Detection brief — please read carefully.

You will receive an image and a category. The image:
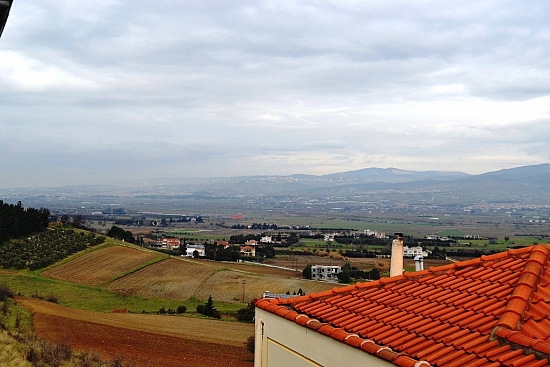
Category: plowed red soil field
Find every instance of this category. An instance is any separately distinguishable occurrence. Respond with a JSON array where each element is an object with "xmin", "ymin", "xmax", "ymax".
[
  {"xmin": 41, "ymin": 245, "xmax": 163, "ymax": 285},
  {"xmin": 17, "ymin": 297, "xmax": 254, "ymax": 367}
]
